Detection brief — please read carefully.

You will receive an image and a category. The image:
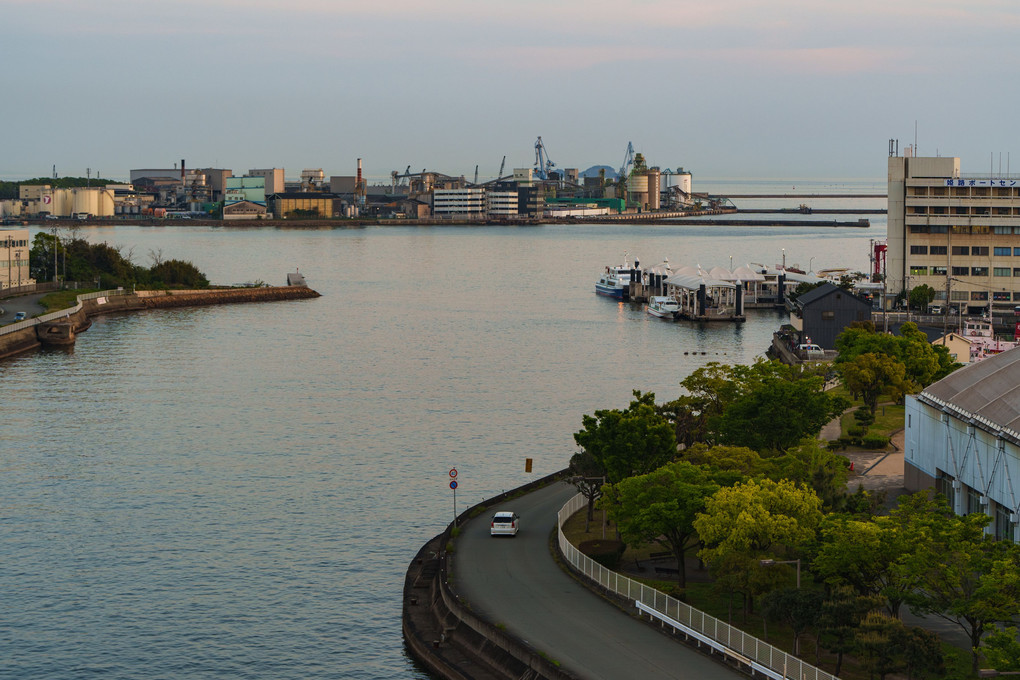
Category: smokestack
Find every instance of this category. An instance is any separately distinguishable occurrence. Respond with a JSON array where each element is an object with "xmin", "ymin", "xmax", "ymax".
[
  {"xmin": 357, "ymin": 158, "xmax": 363, "ymax": 184},
  {"xmin": 181, "ymin": 159, "xmax": 186, "ymax": 181}
]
